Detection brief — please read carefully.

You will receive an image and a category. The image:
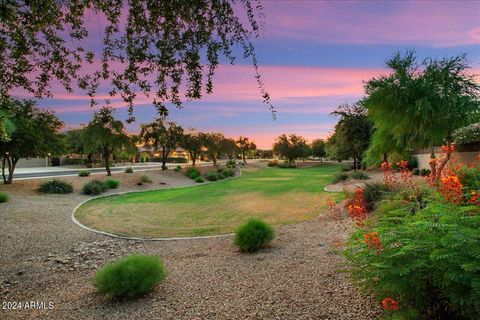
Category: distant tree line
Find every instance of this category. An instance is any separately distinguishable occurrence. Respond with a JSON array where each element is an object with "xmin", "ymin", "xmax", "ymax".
[{"xmin": 0, "ymin": 101, "xmax": 263, "ymax": 183}]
